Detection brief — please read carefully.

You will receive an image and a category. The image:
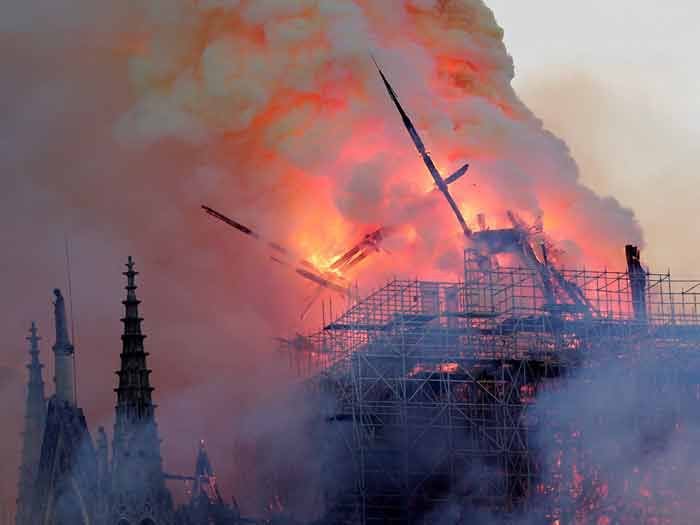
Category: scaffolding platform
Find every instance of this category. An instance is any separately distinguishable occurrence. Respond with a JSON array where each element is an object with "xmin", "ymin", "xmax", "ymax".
[{"xmin": 280, "ymin": 251, "xmax": 700, "ymax": 524}]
